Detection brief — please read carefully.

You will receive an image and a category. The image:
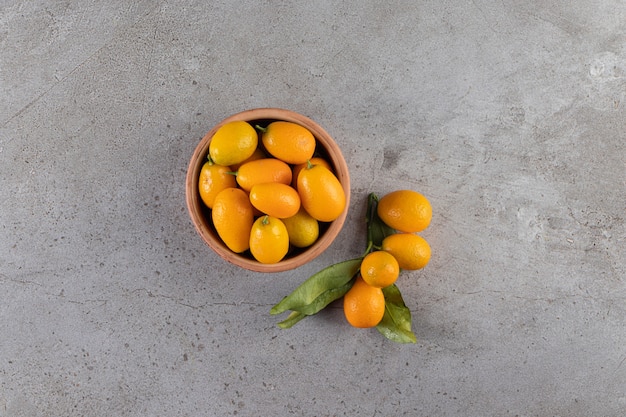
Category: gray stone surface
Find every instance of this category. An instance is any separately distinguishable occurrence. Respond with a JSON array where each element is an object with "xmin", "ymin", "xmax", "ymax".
[{"xmin": 1, "ymin": 1, "xmax": 625, "ymax": 416}]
